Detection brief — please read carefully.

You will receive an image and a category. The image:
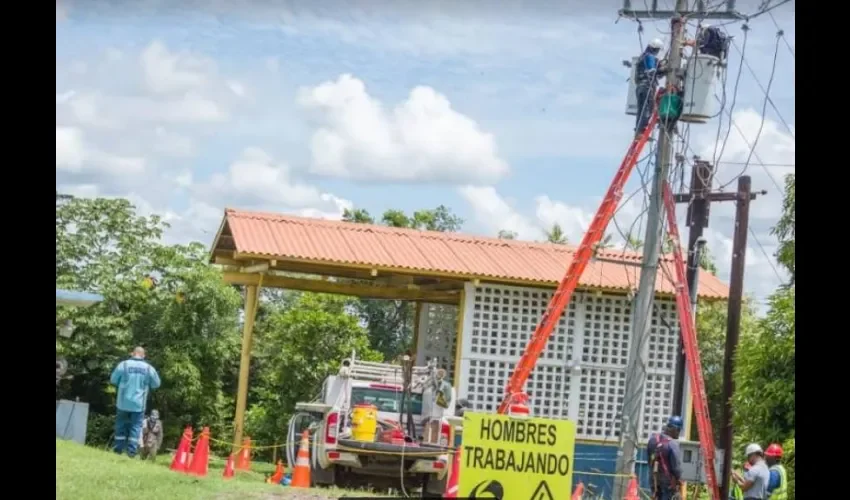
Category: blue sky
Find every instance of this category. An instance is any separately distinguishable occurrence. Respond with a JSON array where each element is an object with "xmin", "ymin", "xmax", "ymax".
[{"xmin": 56, "ymin": 0, "xmax": 795, "ymax": 306}]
